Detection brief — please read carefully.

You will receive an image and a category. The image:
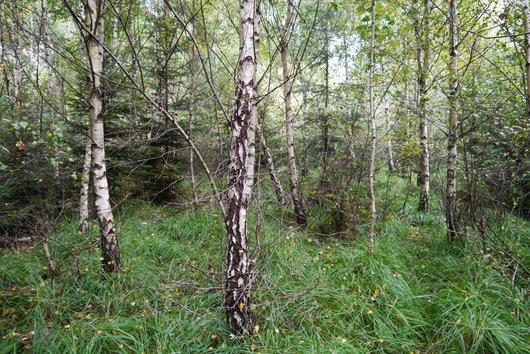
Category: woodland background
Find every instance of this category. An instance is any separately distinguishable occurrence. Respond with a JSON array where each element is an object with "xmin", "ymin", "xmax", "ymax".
[{"xmin": 0, "ymin": 0, "xmax": 529, "ymax": 352}]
